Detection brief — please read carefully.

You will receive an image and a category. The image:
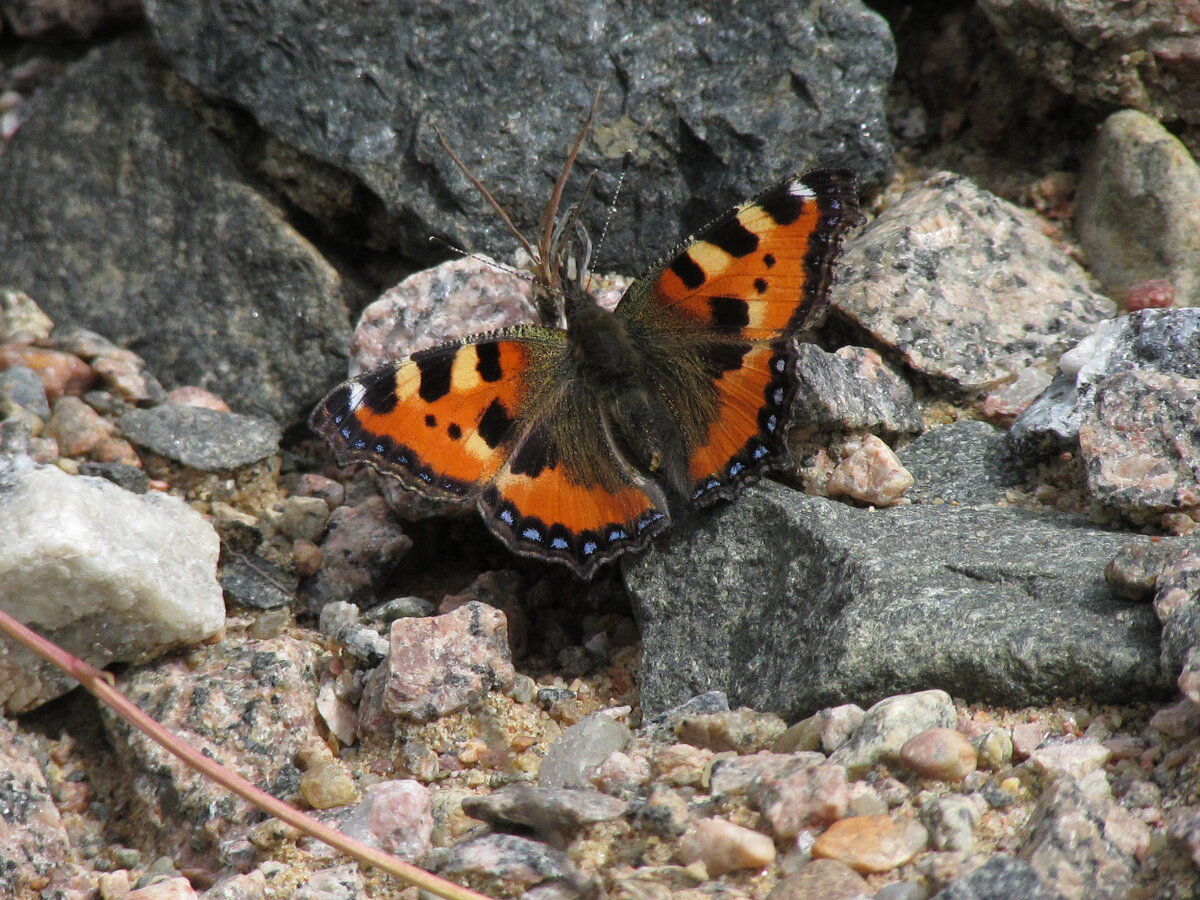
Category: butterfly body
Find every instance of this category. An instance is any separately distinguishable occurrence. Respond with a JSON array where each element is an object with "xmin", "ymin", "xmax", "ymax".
[{"xmin": 312, "ymin": 168, "xmax": 862, "ymax": 578}]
